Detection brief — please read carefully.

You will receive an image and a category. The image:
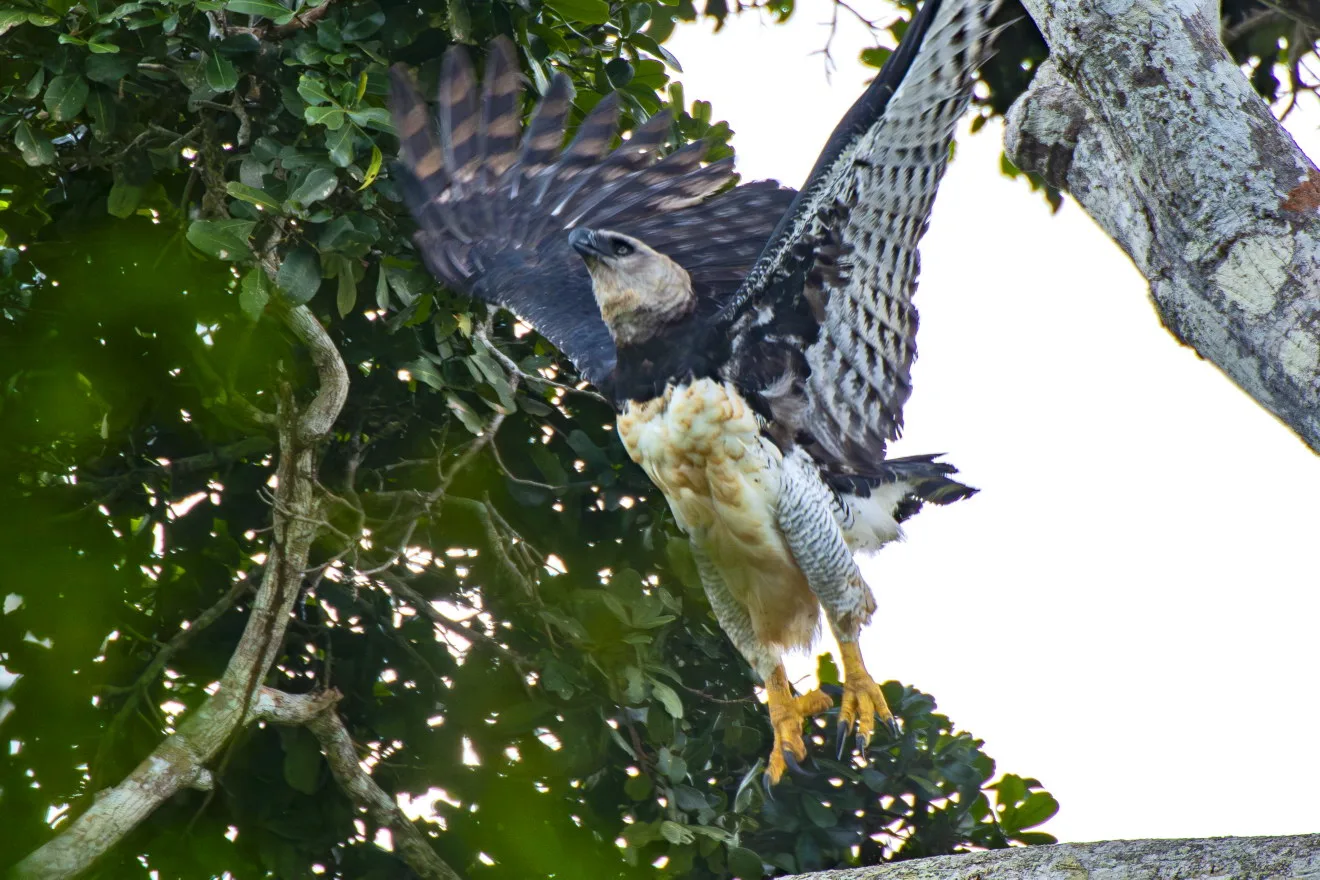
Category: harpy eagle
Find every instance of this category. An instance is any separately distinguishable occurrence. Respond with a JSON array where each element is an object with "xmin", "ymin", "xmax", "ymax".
[{"xmin": 390, "ymin": 0, "xmax": 994, "ymax": 785}]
